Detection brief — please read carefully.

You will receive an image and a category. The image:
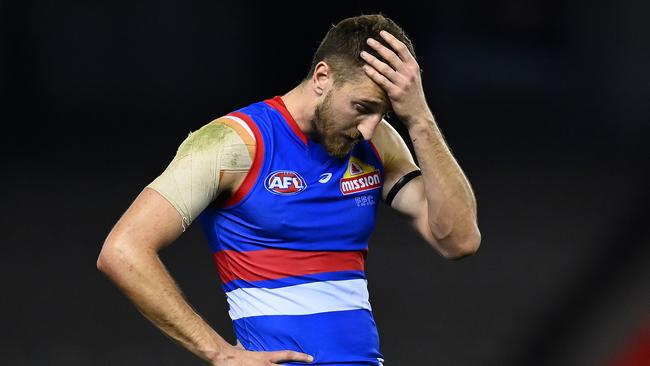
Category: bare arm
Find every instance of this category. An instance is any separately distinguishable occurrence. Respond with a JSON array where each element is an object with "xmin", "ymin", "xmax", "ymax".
[
  {"xmin": 364, "ymin": 31, "xmax": 481, "ymax": 260},
  {"xmin": 373, "ymin": 120, "xmax": 479, "ymax": 260},
  {"xmin": 97, "ymin": 119, "xmax": 314, "ymax": 365},
  {"xmin": 97, "ymin": 187, "xmax": 232, "ymax": 362},
  {"xmin": 403, "ymin": 118, "xmax": 480, "ymax": 259}
]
